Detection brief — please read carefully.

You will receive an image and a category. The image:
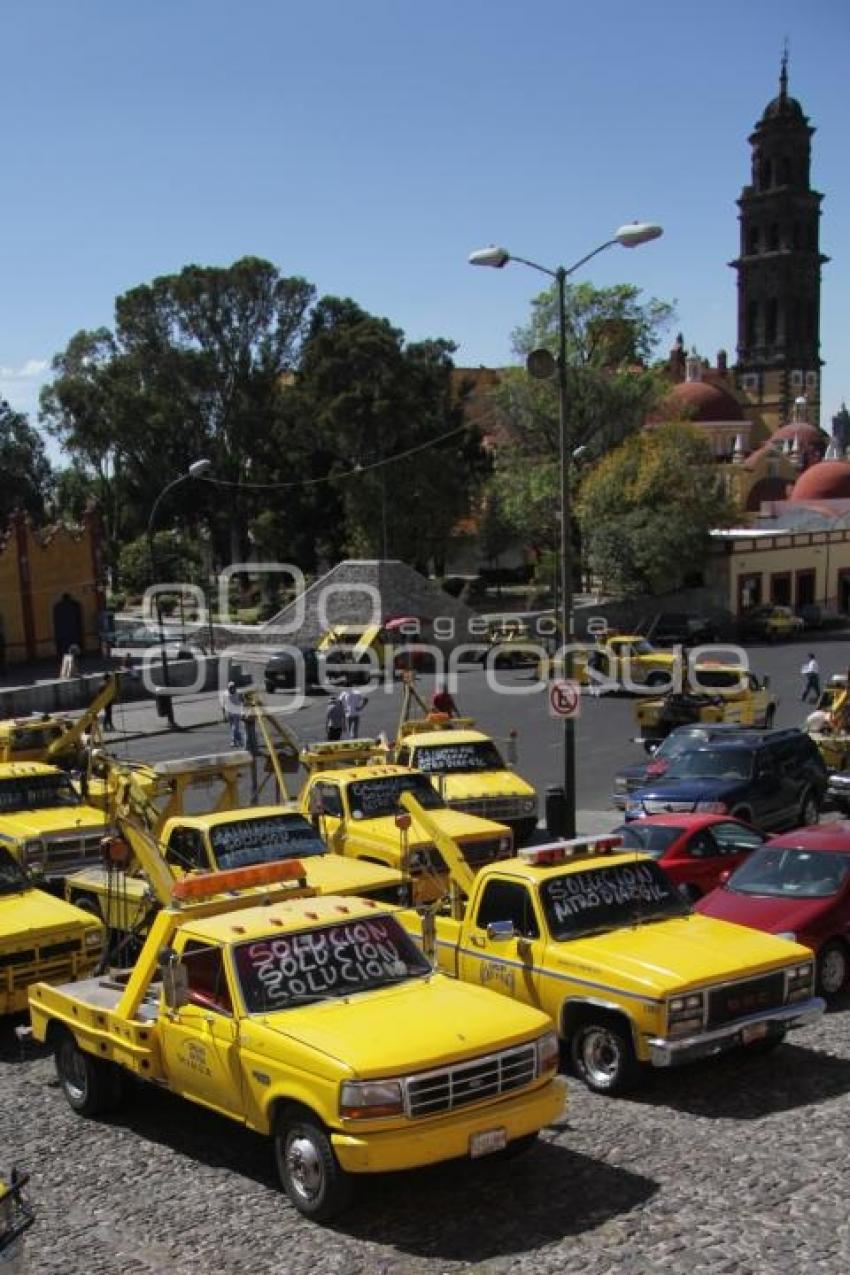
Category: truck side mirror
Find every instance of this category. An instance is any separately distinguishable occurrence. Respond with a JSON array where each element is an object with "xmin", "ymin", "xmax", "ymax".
[
  {"xmin": 486, "ymin": 920, "xmax": 516, "ymax": 941},
  {"xmin": 158, "ymin": 948, "xmax": 189, "ymax": 1010}
]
